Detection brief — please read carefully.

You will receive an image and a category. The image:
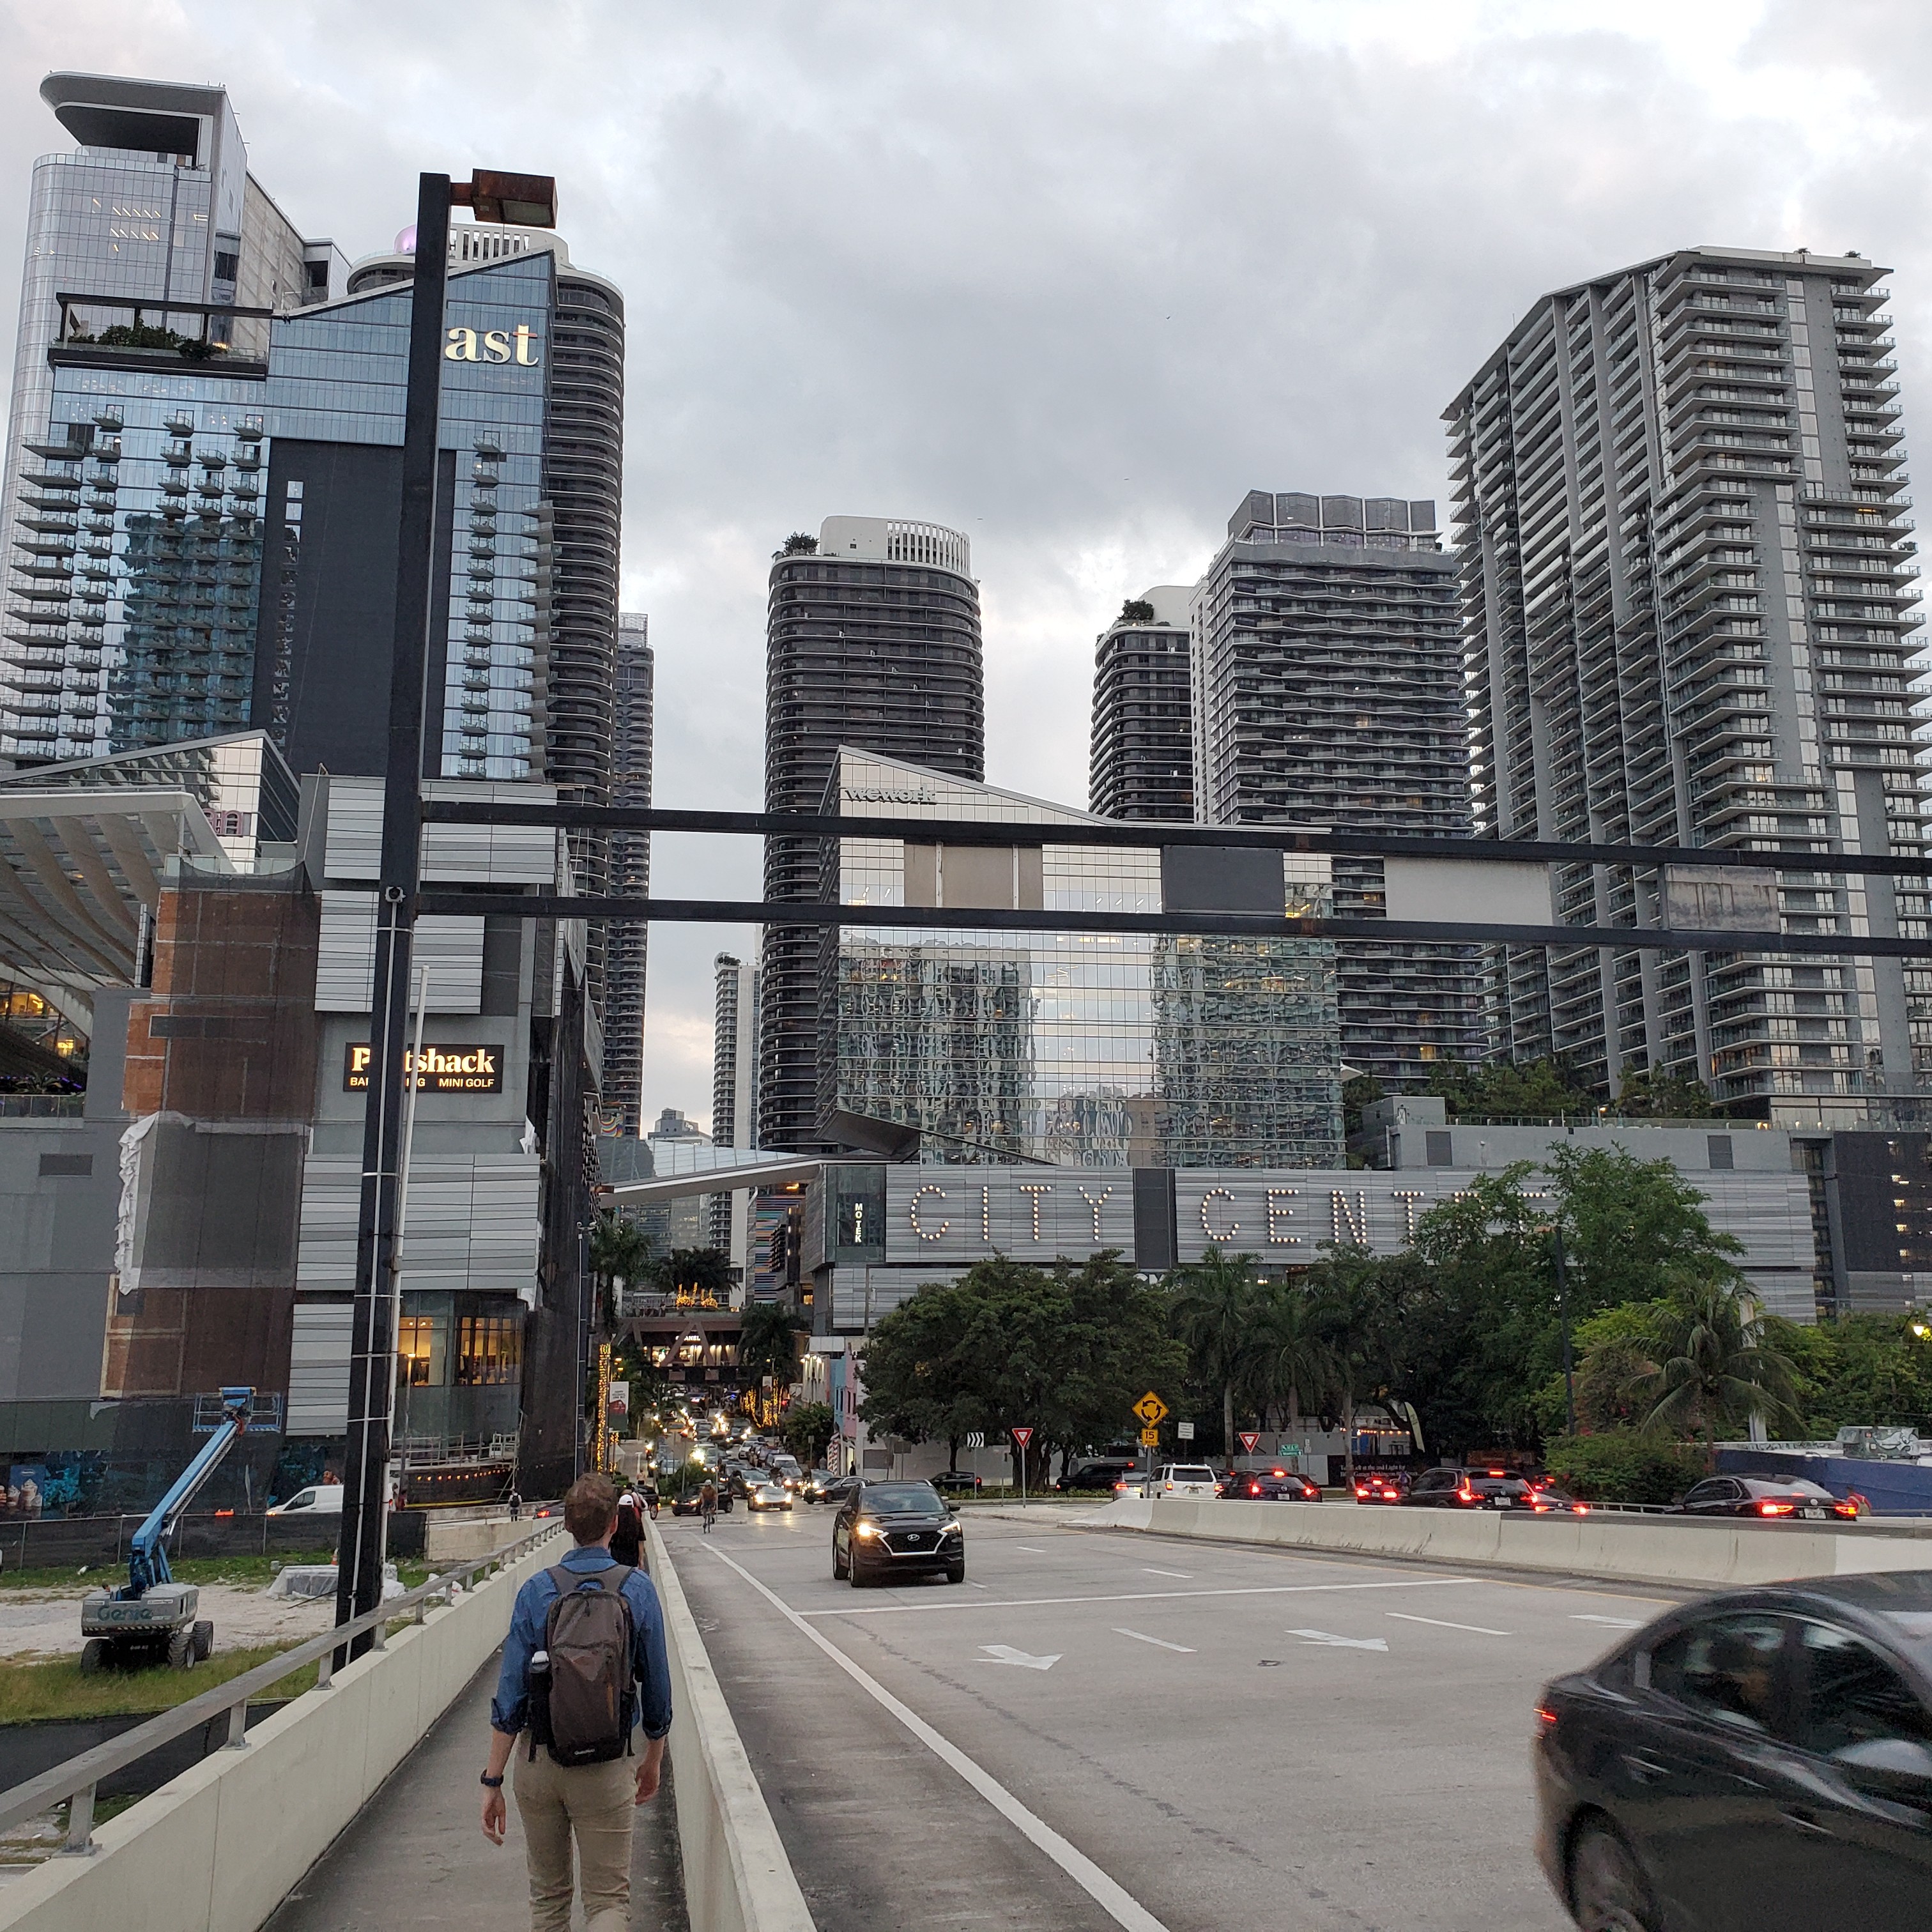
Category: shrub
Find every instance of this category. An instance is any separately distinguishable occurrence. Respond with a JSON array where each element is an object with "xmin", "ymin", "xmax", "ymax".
[{"xmin": 1542, "ymin": 1431, "xmax": 1705, "ymax": 1505}]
